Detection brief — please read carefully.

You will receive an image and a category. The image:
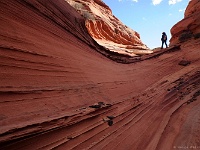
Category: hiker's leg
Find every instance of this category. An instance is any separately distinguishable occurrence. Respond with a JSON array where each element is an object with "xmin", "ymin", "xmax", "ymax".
[
  {"xmin": 165, "ymin": 41, "xmax": 168, "ymax": 48},
  {"xmin": 161, "ymin": 41, "xmax": 164, "ymax": 49}
]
